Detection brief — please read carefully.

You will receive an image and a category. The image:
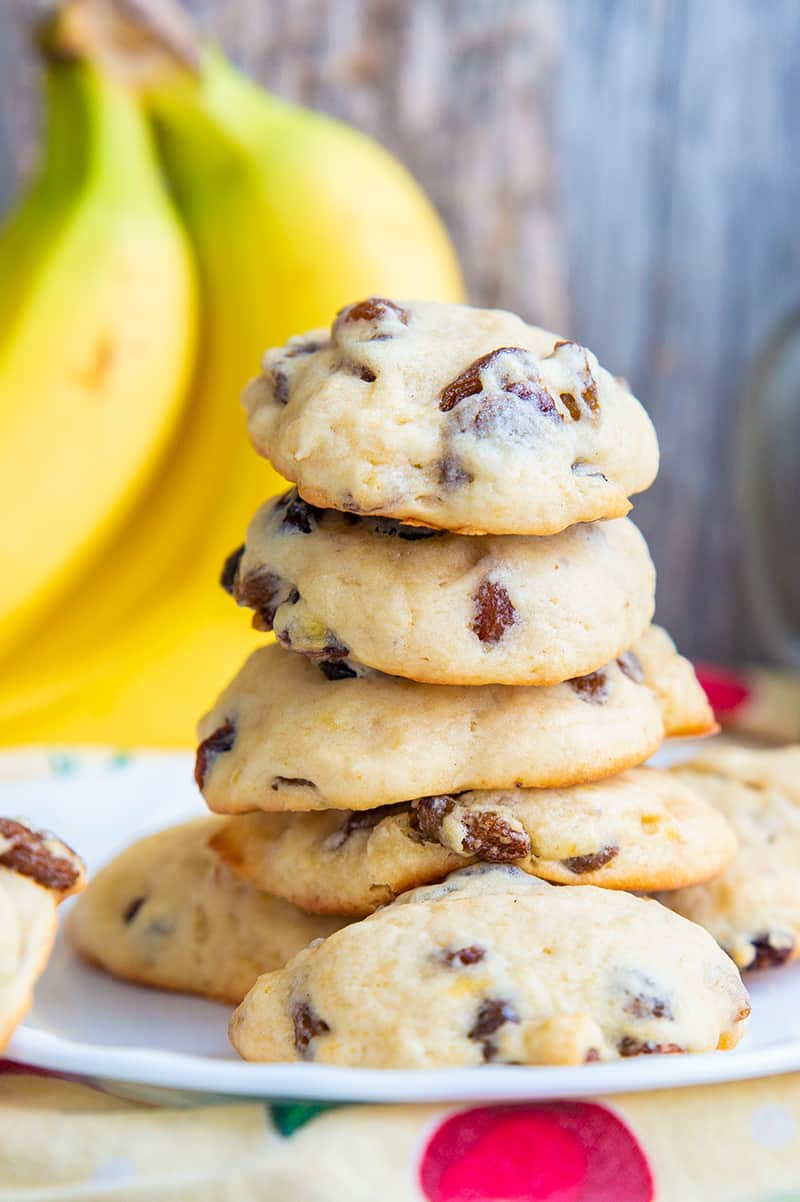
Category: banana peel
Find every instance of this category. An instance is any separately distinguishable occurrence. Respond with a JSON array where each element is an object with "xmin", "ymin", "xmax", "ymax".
[
  {"xmin": 0, "ymin": 9, "xmax": 464, "ymax": 747},
  {"xmin": 0, "ymin": 58, "xmax": 197, "ymax": 664}
]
